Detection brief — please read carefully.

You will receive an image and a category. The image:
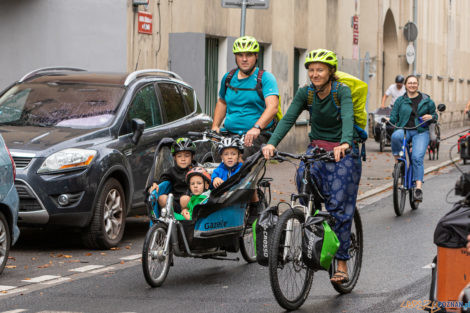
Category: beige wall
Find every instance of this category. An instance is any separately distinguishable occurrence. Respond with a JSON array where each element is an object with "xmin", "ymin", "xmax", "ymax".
[{"xmin": 128, "ymin": 0, "xmax": 470, "ymax": 151}]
